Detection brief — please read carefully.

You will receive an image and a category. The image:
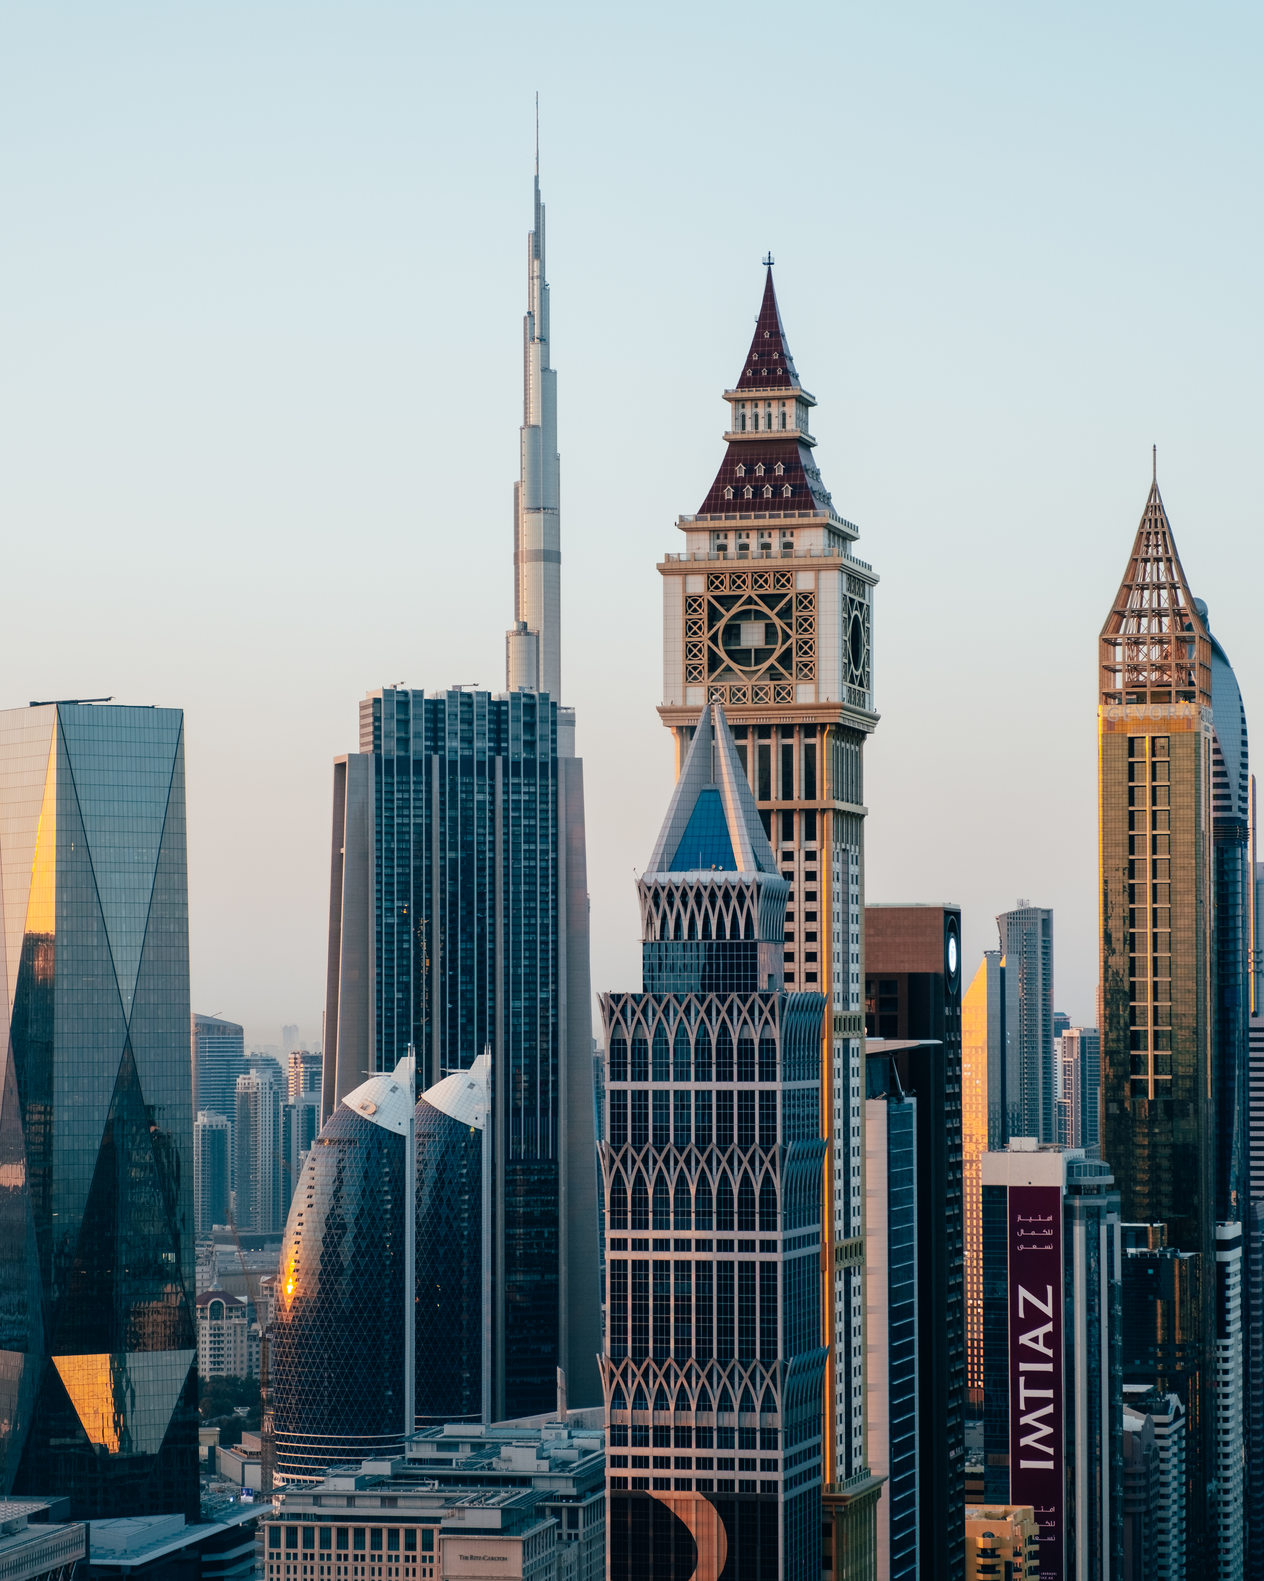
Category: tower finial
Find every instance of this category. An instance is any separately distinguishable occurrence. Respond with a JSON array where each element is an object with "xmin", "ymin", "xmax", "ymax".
[
  {"xmin": 762, "ymin": 252, "xmax": 775, "ymax": 268},
  {"xmin": 535, "ymin": 92, "xmax": 539, "ymax": 176},
  {"xmin": 1152, "ymin": 443, "xmax": 1157, "ymax": 485}
]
